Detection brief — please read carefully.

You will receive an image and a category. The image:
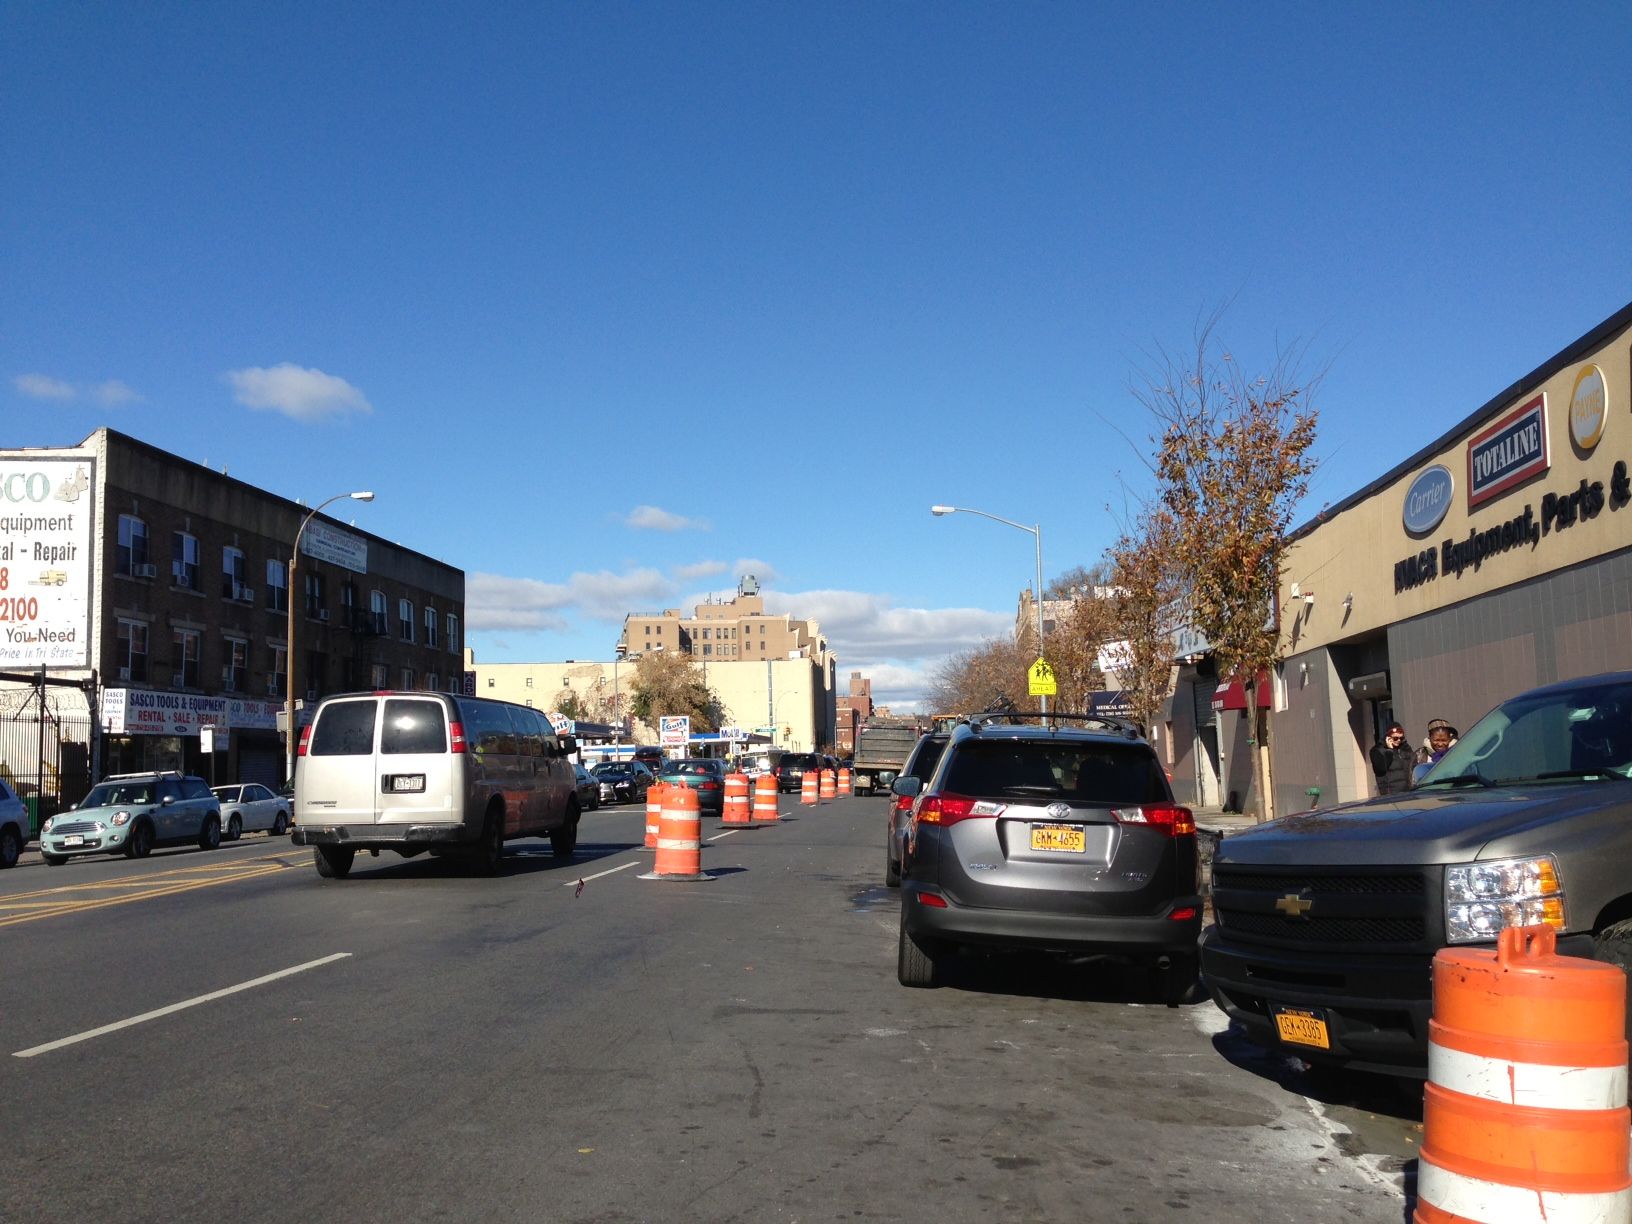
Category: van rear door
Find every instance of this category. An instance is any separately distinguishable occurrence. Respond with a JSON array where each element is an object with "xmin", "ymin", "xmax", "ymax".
[
  {"xmin": 302, "ymin": 697, "xmax": 382, "ymax": 826},
  {"xmin": 376, "ymin": 696, "xmax": 454, "ymax": 827}
]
